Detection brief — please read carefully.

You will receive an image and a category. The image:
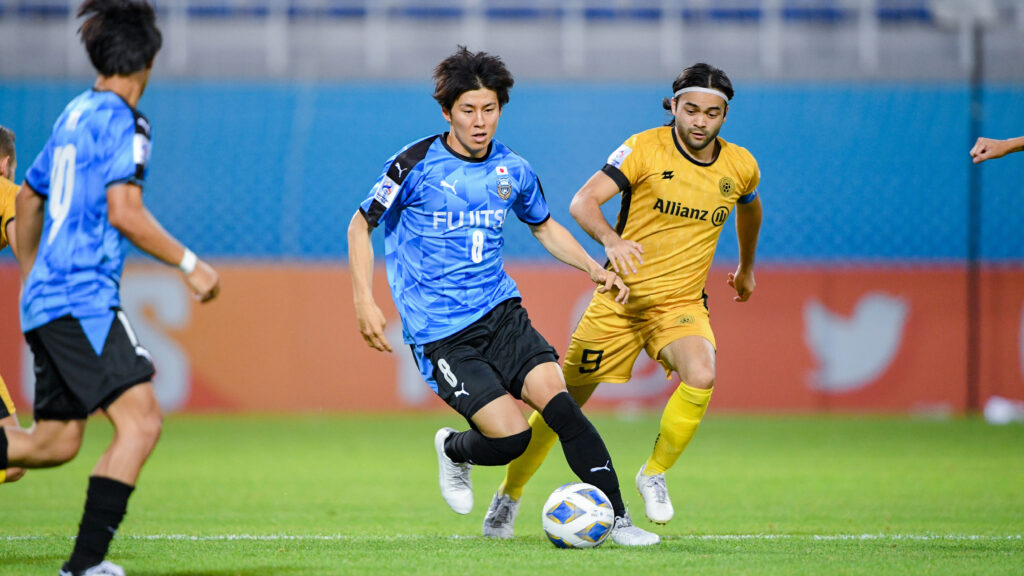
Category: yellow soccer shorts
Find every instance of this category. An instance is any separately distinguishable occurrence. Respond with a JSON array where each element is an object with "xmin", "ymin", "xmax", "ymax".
[{"xmin": 563, "ymin": 293, "xmax": 716, "ymax": 386}]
